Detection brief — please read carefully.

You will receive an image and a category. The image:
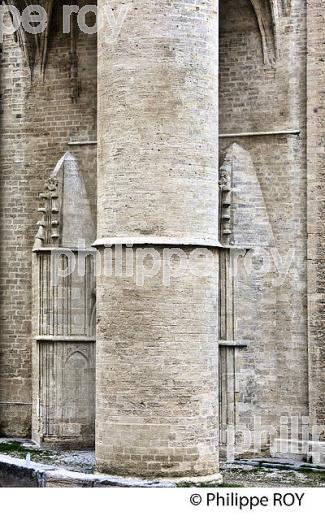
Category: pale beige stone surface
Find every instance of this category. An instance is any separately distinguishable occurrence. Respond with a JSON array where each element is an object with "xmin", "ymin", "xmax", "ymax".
[{"xmin": 0, "ymin": 0, "xmax": 324, "ymax": 480}]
